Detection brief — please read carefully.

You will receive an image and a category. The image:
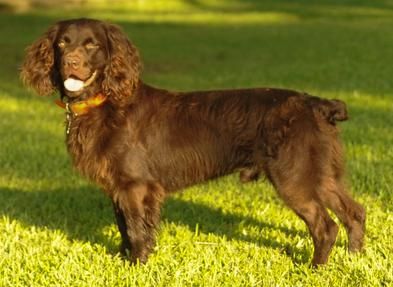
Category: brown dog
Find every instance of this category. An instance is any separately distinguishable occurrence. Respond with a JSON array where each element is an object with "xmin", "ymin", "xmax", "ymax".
[{"xmin": 21, "ymin": 18, "xmax": 365, "ymax": 266}]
